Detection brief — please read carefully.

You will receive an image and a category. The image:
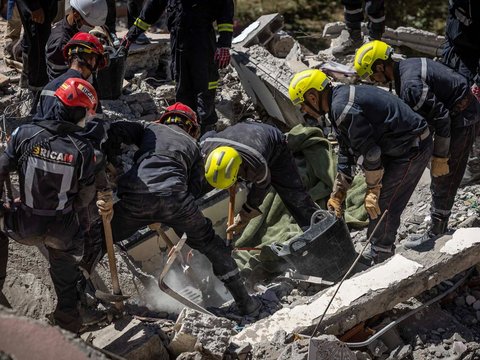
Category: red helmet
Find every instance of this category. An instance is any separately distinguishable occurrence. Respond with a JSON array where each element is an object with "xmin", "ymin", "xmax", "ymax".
[
  {"xmin": 157, "ymin": 102, "xmax": 199, "ymax": 137},
  {"xmin": 63, "ymin": 32, "xmax": 108, "ymax": 69},
  {"xmin": 54, "ymin": 78, "xmax": 98, "ymax": 115}
]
